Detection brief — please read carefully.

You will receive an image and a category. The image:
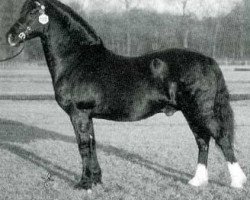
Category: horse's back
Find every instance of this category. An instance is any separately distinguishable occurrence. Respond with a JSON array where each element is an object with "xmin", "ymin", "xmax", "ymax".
[
  {"xmin": 57, "ymin": 47, "xmax": 223, "ymax": 122},
  {"xmin": 142, "ymin": 48, "xmax": 219, "ymax": 72}
]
